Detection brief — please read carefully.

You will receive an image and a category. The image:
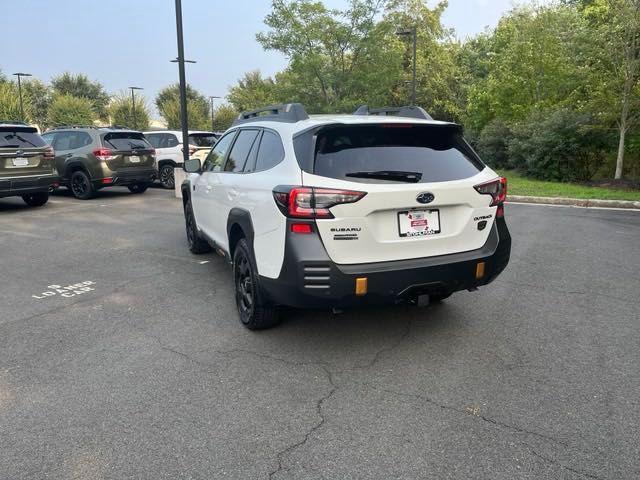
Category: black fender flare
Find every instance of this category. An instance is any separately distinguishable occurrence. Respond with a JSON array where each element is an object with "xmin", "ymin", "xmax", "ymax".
[
  {"xmin": 227, "ymin": 208, "xmax": 255, "ymax": 258},
  {"xmin": 65, "ymin": 160, "xmax": 91, "ymax": 179}
]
